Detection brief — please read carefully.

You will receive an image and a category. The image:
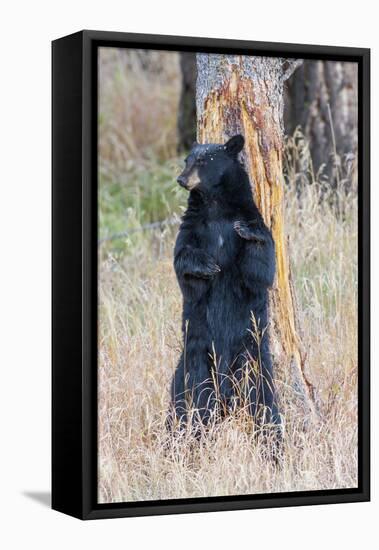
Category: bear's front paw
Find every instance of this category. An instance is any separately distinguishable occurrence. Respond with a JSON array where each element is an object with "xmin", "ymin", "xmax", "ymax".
[
  {"xmin": 186, "ymin": 250, "xmax": 221, "ymax": 279},
  {"xmin": 234, "ymin": 221, "xmax": 265, "ymax": 244}
]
